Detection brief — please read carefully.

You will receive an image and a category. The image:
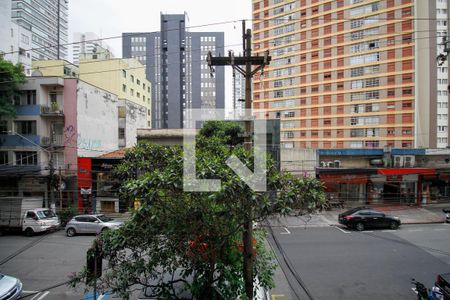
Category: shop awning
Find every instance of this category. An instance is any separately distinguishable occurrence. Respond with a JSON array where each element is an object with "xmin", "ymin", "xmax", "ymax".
[
  {"xmin": 377, "ymin": 168, "xmax": 436, "ymax": 176},
  {"xmin": 319, "ymin": 173, "xmax": 369, "ymax": 184}
]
